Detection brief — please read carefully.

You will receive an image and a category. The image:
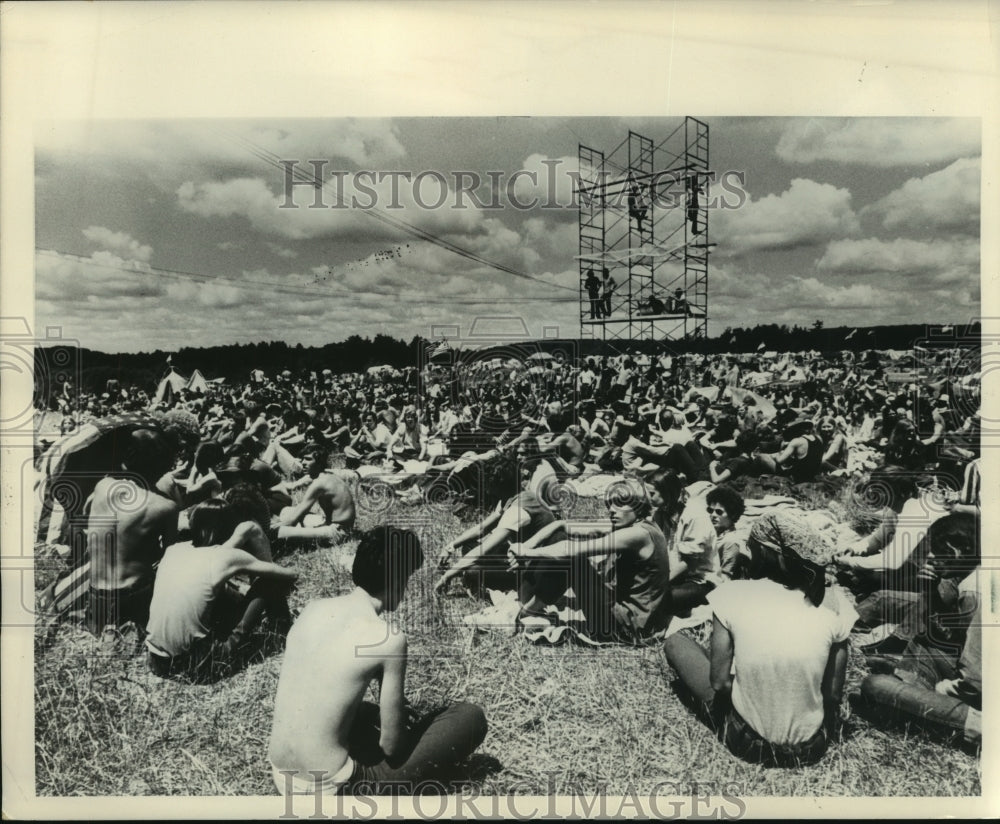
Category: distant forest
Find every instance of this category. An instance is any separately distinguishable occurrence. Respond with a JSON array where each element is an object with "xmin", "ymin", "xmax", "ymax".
[{"xmin": 34, "ymin": 322, "xmax": 980, "ymax": 400}]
